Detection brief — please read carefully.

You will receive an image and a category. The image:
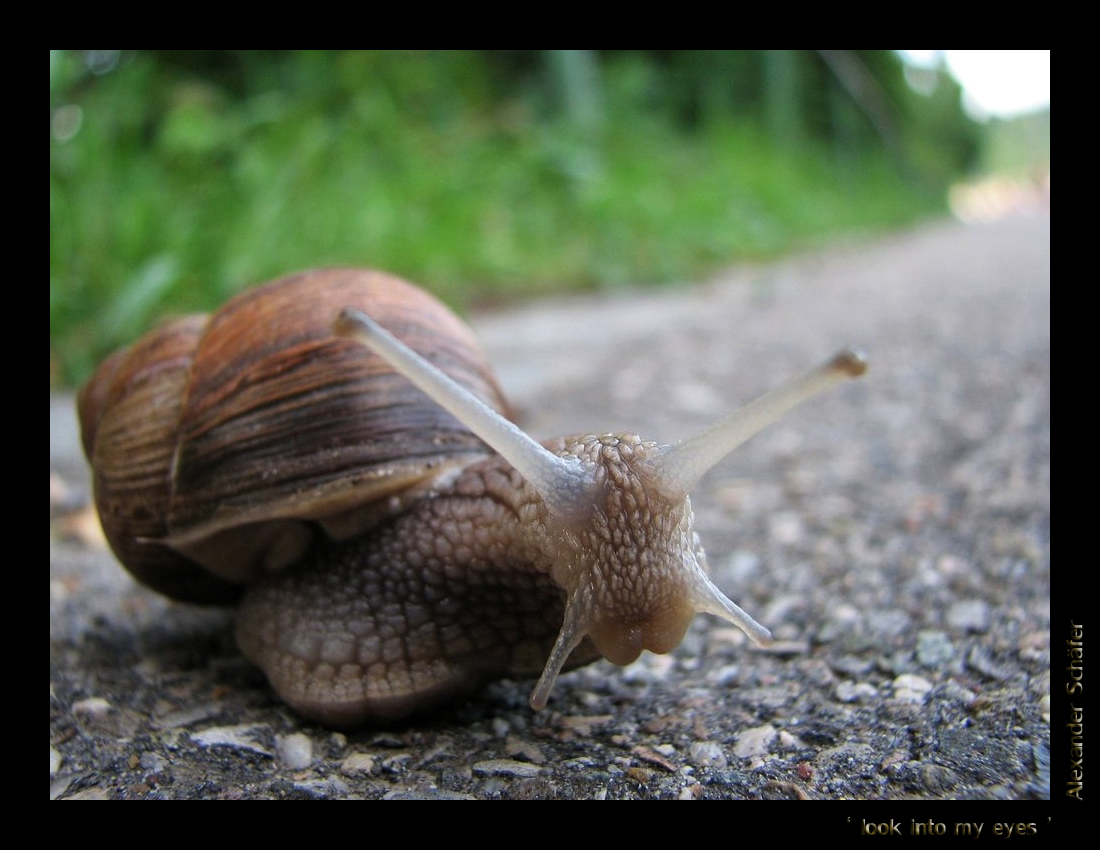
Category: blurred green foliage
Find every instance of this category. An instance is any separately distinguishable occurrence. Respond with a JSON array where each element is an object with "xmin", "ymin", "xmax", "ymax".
[{"xmin": 50, "ymin": 50, "xmax": 975, "ymax": 386}]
